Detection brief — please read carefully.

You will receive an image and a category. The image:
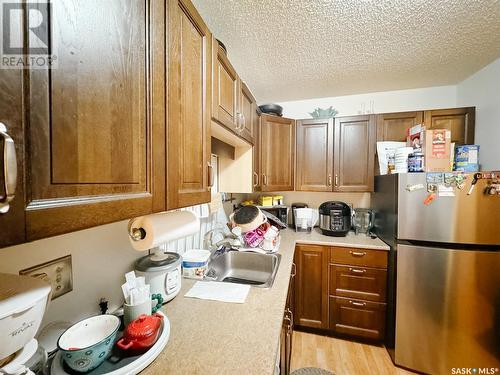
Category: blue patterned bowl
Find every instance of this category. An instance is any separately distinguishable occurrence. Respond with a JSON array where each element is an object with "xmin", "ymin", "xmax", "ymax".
[{"xmin": 57, "ymin": 315, "xmax": 120, "ymax": 373}]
